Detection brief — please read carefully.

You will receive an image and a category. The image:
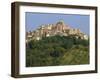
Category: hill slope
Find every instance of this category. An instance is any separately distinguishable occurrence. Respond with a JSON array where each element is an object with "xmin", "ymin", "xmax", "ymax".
[{"xmin": 26, "ymin": 35, "xmax": 89, "ymax": 67}]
